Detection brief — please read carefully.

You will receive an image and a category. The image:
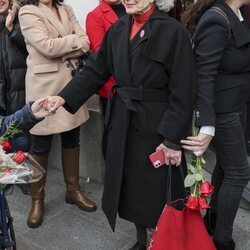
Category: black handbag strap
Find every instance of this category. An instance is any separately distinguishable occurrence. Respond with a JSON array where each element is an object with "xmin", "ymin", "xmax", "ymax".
[{"xmin": 166, "ymin": 164, "xmax": 187, "ymax": 204}]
